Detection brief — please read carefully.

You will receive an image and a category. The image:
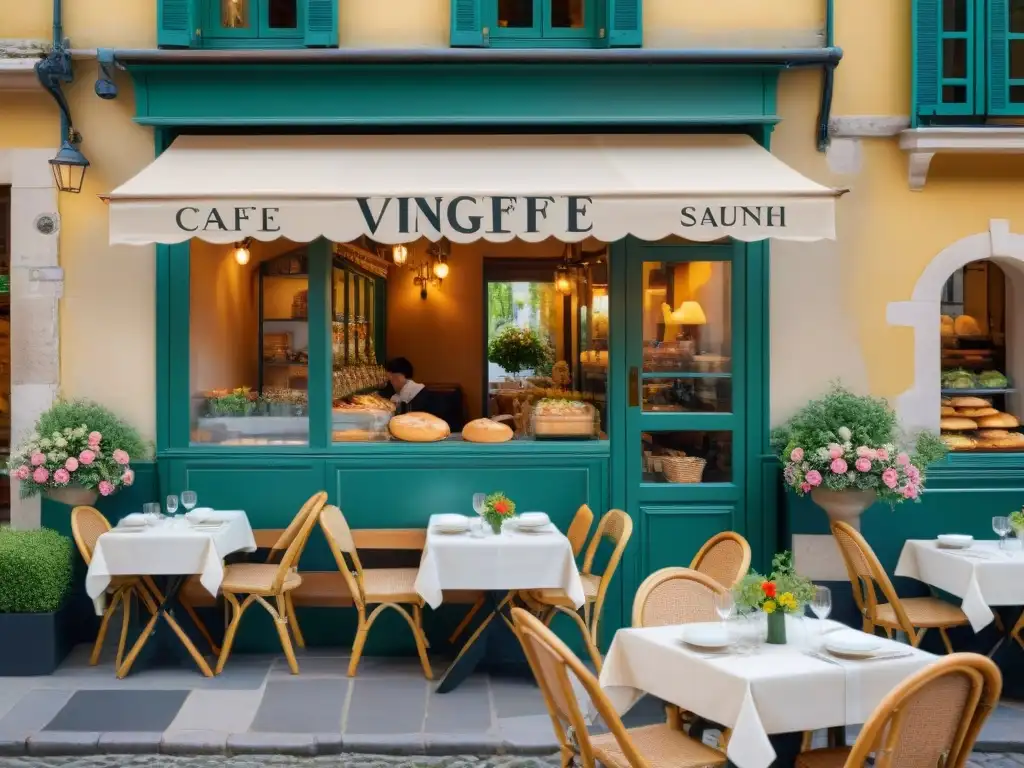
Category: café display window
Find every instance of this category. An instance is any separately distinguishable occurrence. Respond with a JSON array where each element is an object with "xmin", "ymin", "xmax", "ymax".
[{"xmin": 938, "ymin": 259, "xmax": 1024, "ymax": 451}]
